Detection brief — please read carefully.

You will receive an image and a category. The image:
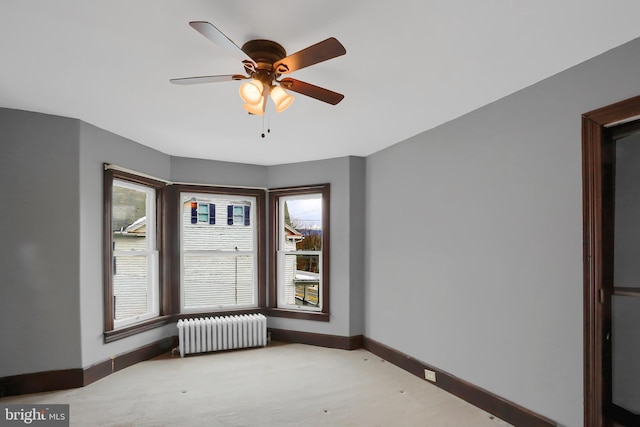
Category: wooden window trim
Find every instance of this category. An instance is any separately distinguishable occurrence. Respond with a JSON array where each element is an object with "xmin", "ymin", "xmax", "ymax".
[
  {"xmin": 103, "ymin": 167, "xmax": 169, "ymax": 341},
  {"xmin": 268, "ymin": 184, "xmax": 330, "ymax": 320},
  {"xmin": 104, "ymin": 315, "xmax": 174, "ymax": 343}
]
